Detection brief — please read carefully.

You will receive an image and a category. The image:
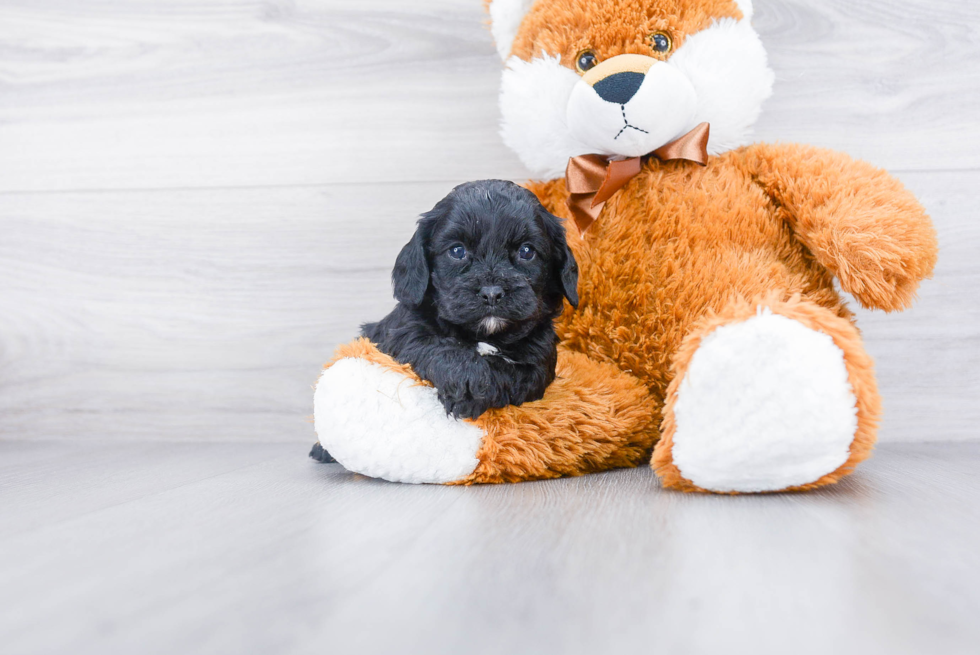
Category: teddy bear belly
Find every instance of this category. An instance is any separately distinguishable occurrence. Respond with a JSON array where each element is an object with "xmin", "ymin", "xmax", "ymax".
[{"xmin": 556, "ymin": 210, "xmax": 848, "ymax": 402}]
